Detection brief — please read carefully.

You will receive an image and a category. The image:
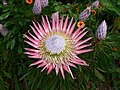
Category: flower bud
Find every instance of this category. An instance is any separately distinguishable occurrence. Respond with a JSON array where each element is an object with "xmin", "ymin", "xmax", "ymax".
[
  {"xmin": 3, "ymin": 0, "xmax": 8, "ymax": 5},
  {"xmin": 96, "ymin": 20, "xmax": 107, "ymax": 40},
  {"xmin": 0, "ymin": 24, "xmax": 8, "ymax": 36},
  {"xmin": 79, "ymin": 6, "xmax": 91, "ymax": 21},
  {"xmin": 32, "ymin": 0, "xmax": 48, "ymax": 15},
  {"xmin": 51, "ymin": 12, "xmax": 59, "ymax": 20},
  {"xmin": 32, "ymin": 0, "xmax": 42, "ymax": 15},
  {"xmin": 41, "ymin": 0, "xmax": 48, "ymax": 8},
  {"xmin": 91, "ymin": 0, "xmax": 99, "ymax": 8}
]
